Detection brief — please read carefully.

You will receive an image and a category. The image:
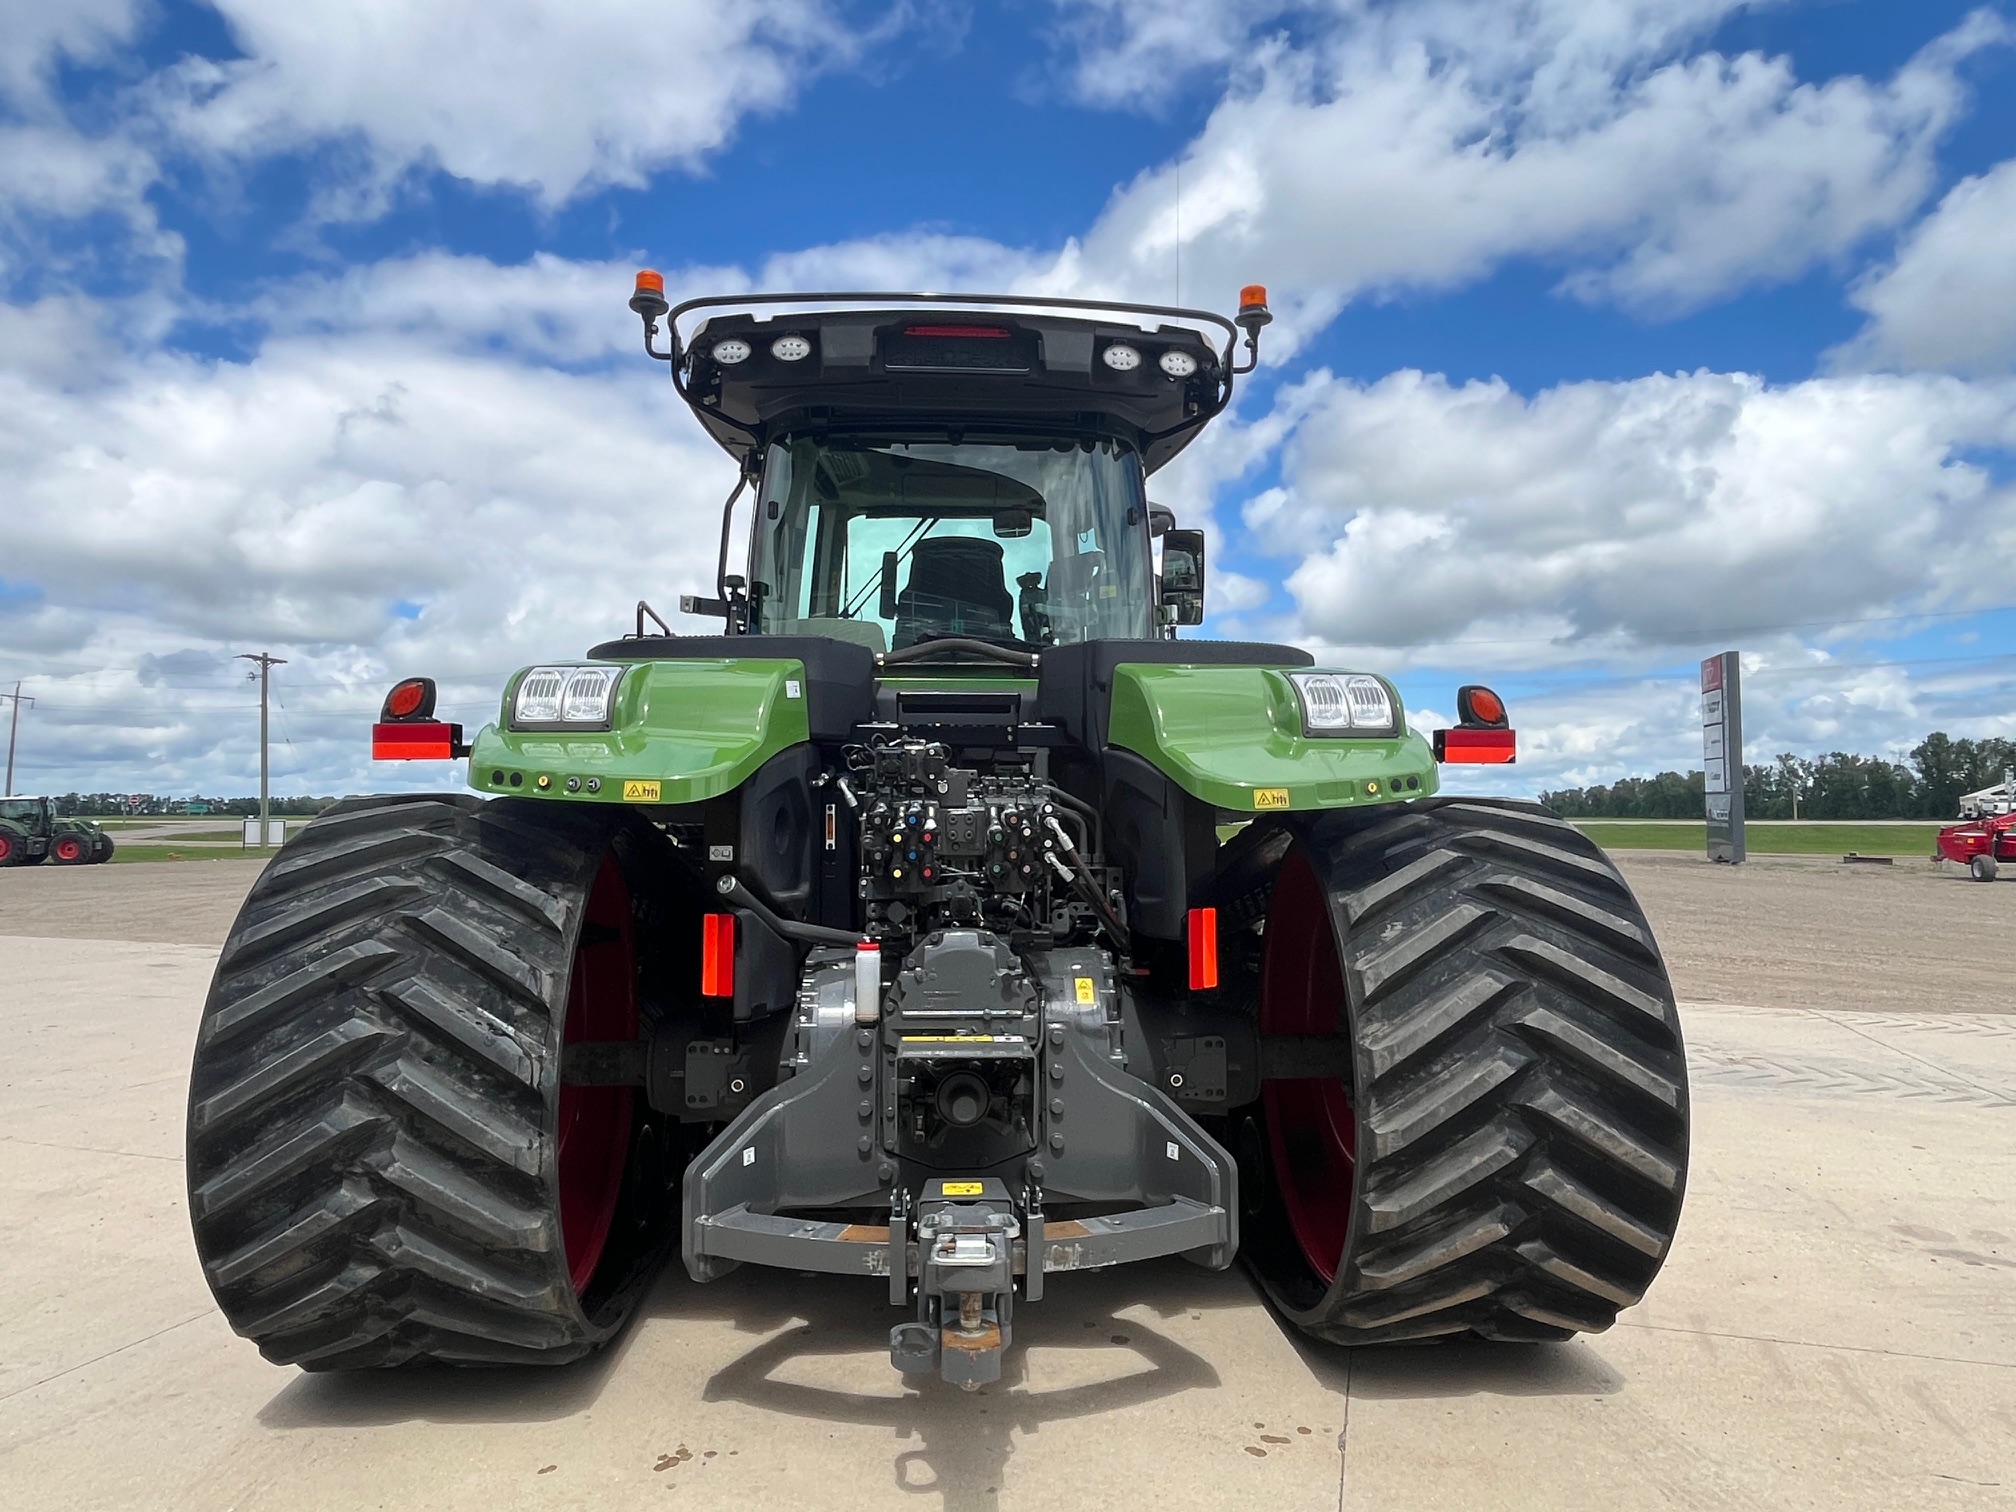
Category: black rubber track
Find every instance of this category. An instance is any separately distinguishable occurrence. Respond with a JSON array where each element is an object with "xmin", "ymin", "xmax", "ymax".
[
  {"xmin": 187, "ymin": 794, "xmax": 688, "ymax": 1368},
  {"xmin": 1227, "ymin": 798, "xmax": 1689, "ymax": 1344}
]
